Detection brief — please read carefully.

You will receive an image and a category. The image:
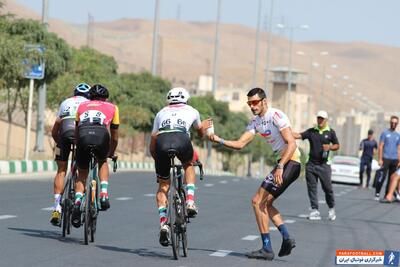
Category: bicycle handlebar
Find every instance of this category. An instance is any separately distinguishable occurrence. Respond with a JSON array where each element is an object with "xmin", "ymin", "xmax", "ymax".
[{"xmin": 175, "ymin": 161, "xmax": 204, "ymax": 181}]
